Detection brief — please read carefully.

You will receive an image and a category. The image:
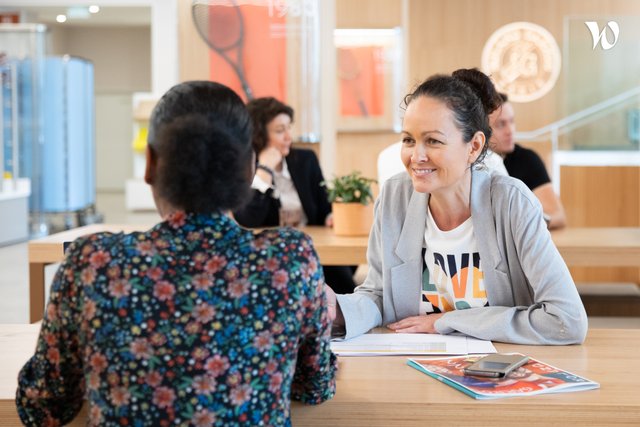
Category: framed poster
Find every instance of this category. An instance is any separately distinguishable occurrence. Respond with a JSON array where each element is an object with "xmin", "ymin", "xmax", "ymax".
[
  {"xmin": 192, "ymin": 0, "xmax": 321, "ymax": 142},
  {"xmin": 334, "ymin": 28, "xmax": 403, "ymax": 131}
]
